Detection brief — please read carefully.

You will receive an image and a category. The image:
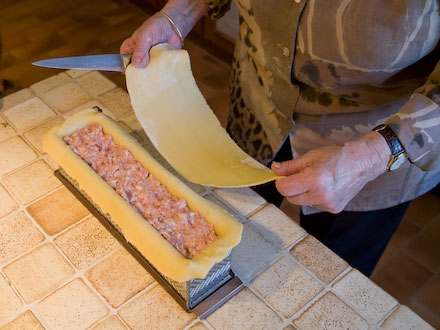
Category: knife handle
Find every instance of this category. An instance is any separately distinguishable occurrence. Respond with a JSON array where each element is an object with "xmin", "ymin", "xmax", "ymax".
[{"xmin": 121, "ymin": 54, "xmax": 132, "ymax": 69}]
